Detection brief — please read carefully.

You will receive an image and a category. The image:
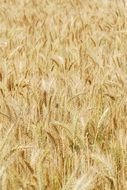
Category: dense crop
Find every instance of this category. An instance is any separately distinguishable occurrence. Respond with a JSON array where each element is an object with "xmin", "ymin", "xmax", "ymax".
[{"xmin": 0, "ymin": 0, "xmax": 127, "ymax": 189}]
